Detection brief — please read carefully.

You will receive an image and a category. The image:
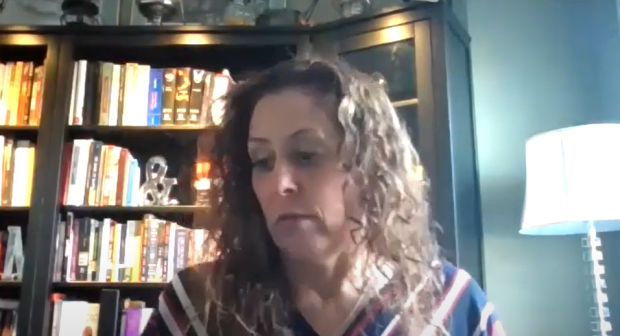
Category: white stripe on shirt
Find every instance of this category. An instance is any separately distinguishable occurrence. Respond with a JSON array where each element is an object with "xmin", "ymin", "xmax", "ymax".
[
  {"xmin": 380, "ymin": 270, "xmax": 471, "ymax": 336},
  {"xmin": 159, "ymin": 293, "xmax": 186, "ymax": 336},
  {"xmin": 172, "ymin": 276, "xmax": 208, "ymax": 336},
  {"xmin": 419, "ymin": 269, "xmax": 472, "ymax": 336},
  {"xmin": 472, "ymin": 302, "xmax": 495, "ymax": 336}
]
